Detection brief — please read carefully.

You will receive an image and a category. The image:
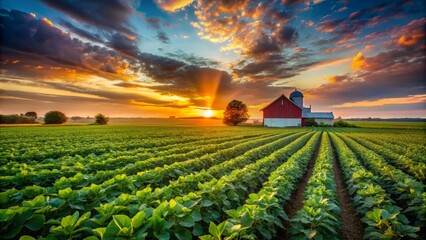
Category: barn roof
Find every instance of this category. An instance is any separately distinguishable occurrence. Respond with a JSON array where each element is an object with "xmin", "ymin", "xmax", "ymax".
[
  {"xmin": 302, "ymin": 112, "xmax": 334, "ymax": 119},
  {"xmin": 260, "ymin": 94, "xmax": 302, "ymax": 111}
]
